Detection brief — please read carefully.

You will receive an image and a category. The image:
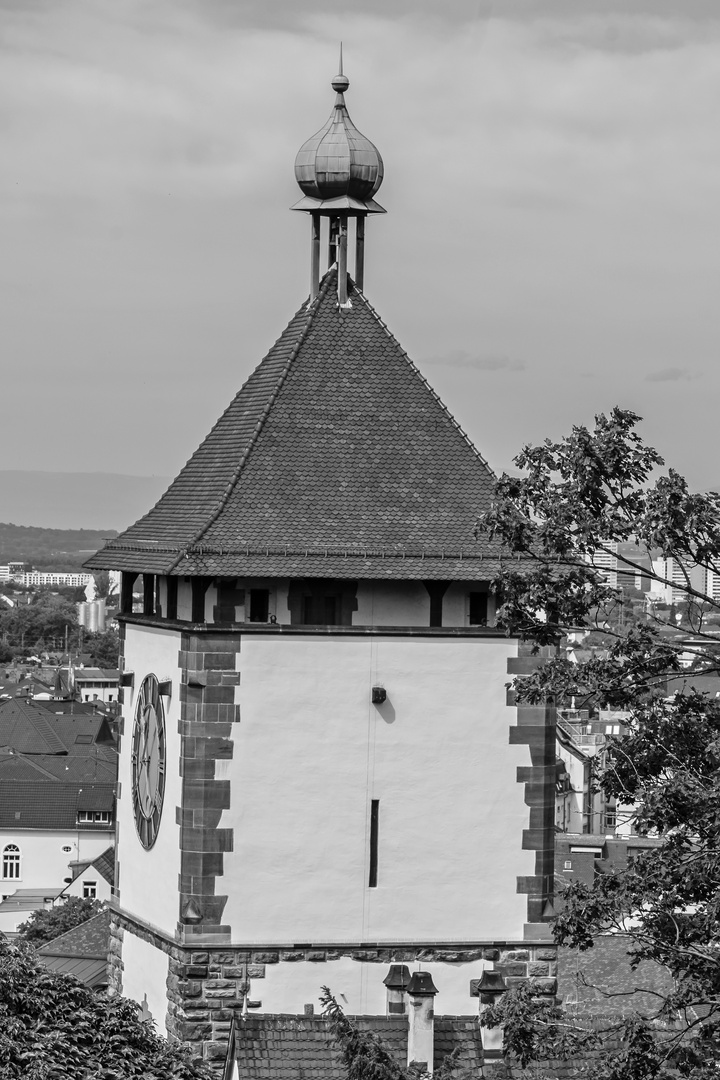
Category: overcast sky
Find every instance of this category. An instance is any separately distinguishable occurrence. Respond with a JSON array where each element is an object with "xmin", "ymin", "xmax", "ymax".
[{"xmin": 1, "ymin": 0, "xmax": 719, "ymax": 490}]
